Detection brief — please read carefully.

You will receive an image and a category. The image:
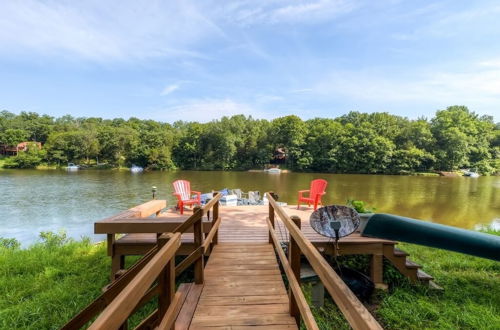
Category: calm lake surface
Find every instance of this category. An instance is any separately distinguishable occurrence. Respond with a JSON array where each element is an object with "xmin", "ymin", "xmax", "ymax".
[{"xmin": 1, "ymin": 169, "xmax": 499, "ymax": 246}]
